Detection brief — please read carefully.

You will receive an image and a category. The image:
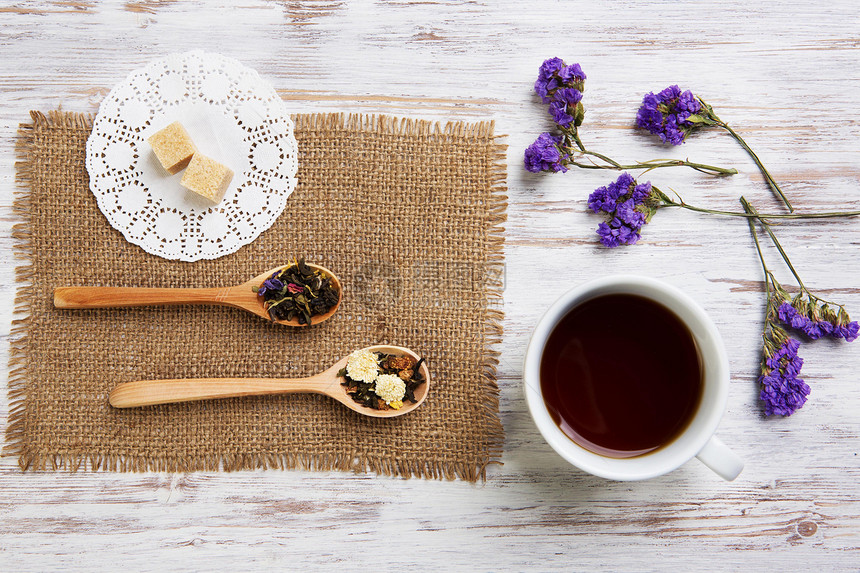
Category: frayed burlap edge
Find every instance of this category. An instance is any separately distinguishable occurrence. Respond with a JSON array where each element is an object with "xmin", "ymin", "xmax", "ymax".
[
  {"xmin": 5, "ymin": 111, "xmax": 96, "ymax": 469},
  {"xmin": 4, "ymin": 110, "xmax": 508, "ymax": 481}
]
